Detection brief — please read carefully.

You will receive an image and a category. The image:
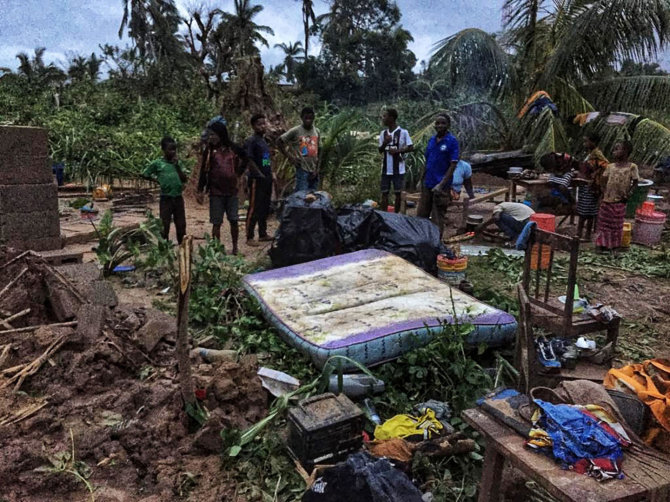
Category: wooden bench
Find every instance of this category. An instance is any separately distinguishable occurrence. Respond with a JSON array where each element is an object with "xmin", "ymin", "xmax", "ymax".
[
  {"xmin": 463, "ymin": 408, "xmax": 670, "ymax": 502},
  {"xmin": 452, "ymin": 187, "xmax": 510, "ymax": 228}
]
